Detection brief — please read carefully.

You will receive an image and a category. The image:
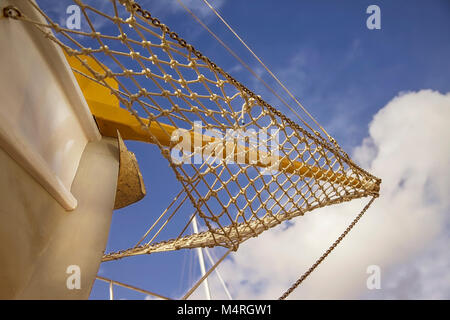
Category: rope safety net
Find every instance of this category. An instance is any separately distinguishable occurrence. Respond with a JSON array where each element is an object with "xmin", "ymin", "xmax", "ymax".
[{"xmin": 8, "ymin": 0, "xmax": 380, "ymax": 268}]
